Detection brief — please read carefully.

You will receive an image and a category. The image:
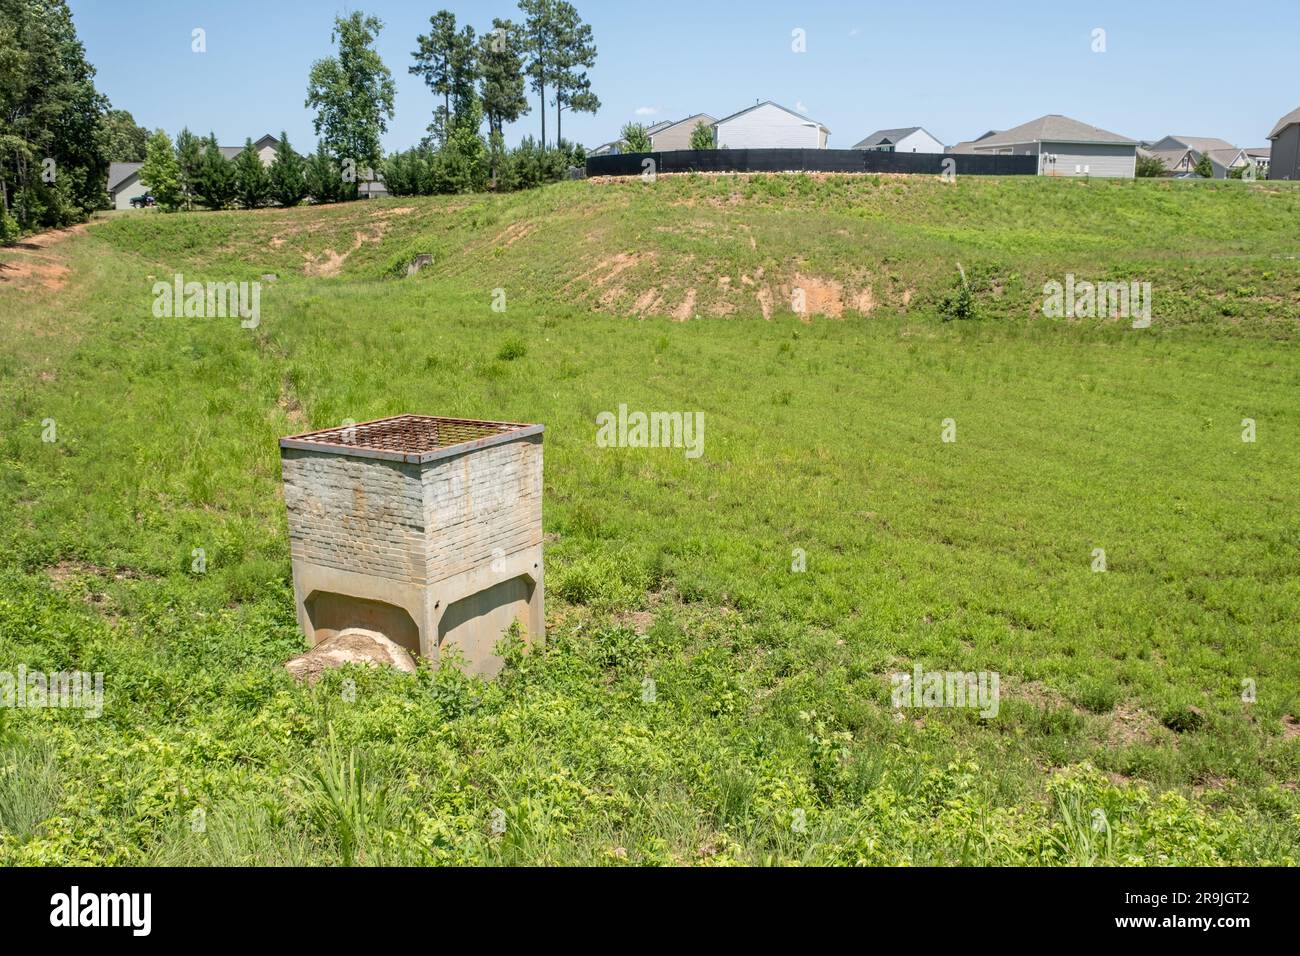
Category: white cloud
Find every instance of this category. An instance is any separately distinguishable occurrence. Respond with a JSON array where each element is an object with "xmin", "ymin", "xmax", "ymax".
[{"xmin": 634, "ymin": 106, "xmax": 660, "ymax": 116}]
